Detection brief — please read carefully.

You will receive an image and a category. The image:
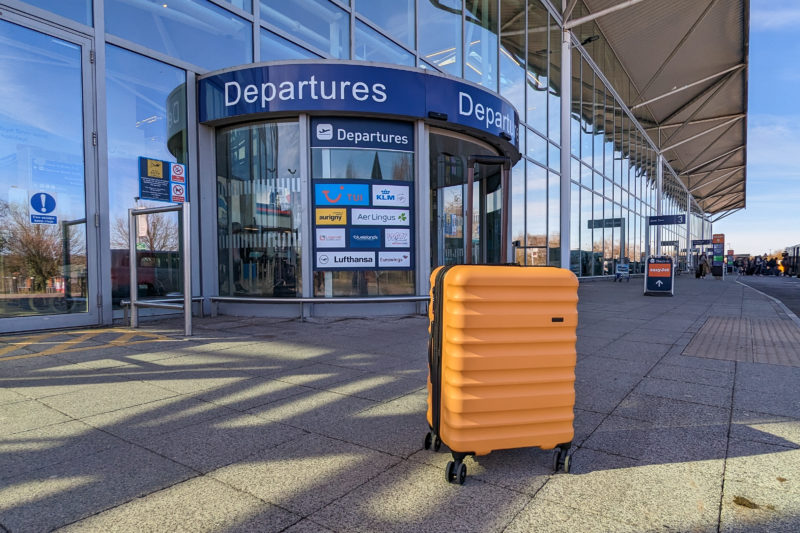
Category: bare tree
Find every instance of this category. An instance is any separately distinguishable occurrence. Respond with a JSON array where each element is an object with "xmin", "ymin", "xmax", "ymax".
[
  {"xmin": 111, "ymin": 209, "xmax": 179, "ymax": 252},
  {"xmin": 0, "ymin": 200, "xmax": 83, "ymax": 292}
]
